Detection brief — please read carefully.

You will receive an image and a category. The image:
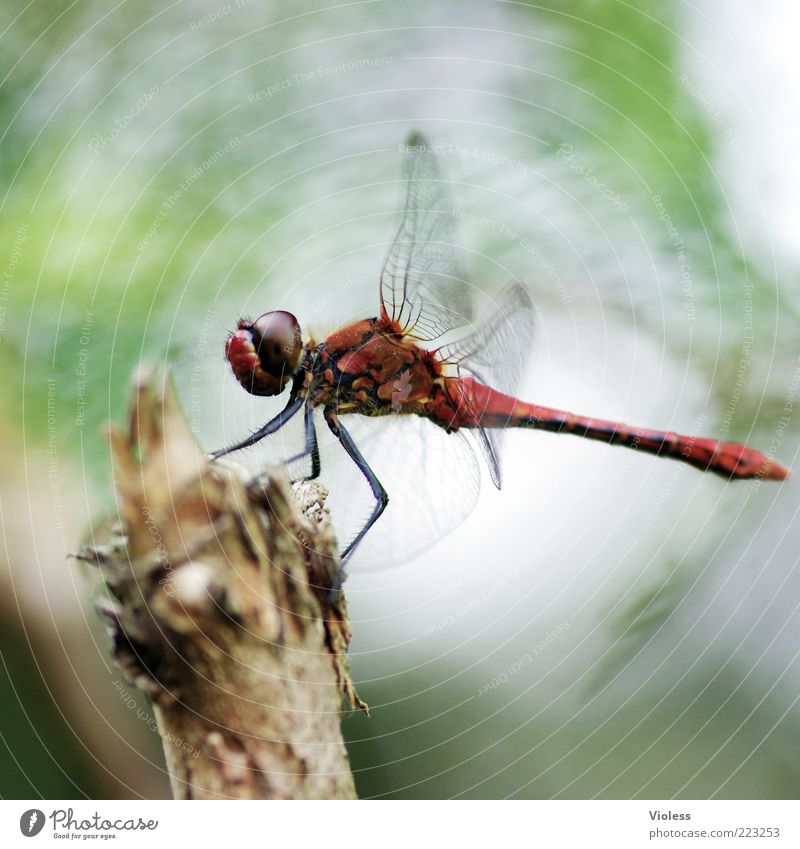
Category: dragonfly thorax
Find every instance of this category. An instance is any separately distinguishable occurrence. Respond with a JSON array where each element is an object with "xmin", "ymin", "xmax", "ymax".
[{"xmin": 307, "ymin": 317, "xmax": 442, "ymax": 415}]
